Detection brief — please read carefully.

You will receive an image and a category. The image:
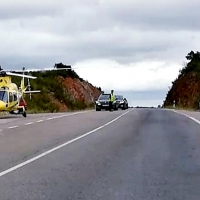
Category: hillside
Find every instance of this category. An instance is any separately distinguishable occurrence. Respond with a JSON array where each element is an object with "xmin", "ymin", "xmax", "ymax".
[
  {"xmin": 12, "ymin": 63, "xmax": 102, "ymax": 113},
  {"xmin": 163, "ymin": 51, "xmax": 200, "ymax": 109}
]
